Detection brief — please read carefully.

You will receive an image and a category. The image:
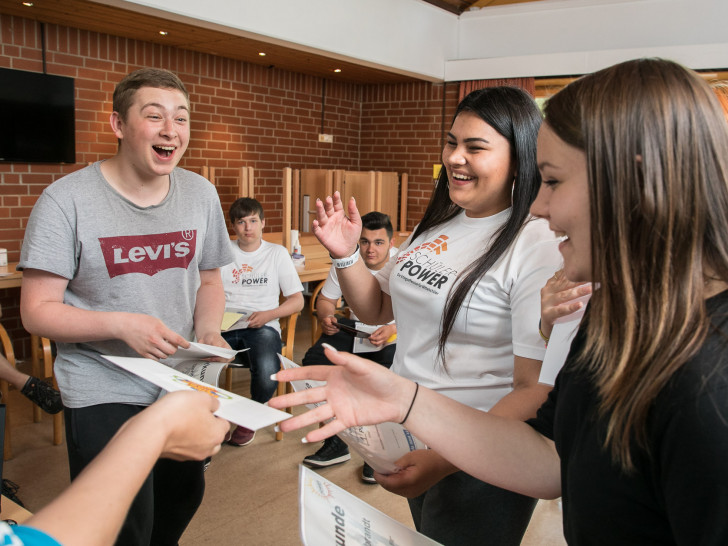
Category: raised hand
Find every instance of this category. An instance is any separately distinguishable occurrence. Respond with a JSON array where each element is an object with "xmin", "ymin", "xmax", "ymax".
[
  {"xmin": 312, "ymin": 192, "xmax": 363, "ymax": 259},
  {"xmin": 540, "ymin": 269, "xmax": 592, "ymax": 339}
]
